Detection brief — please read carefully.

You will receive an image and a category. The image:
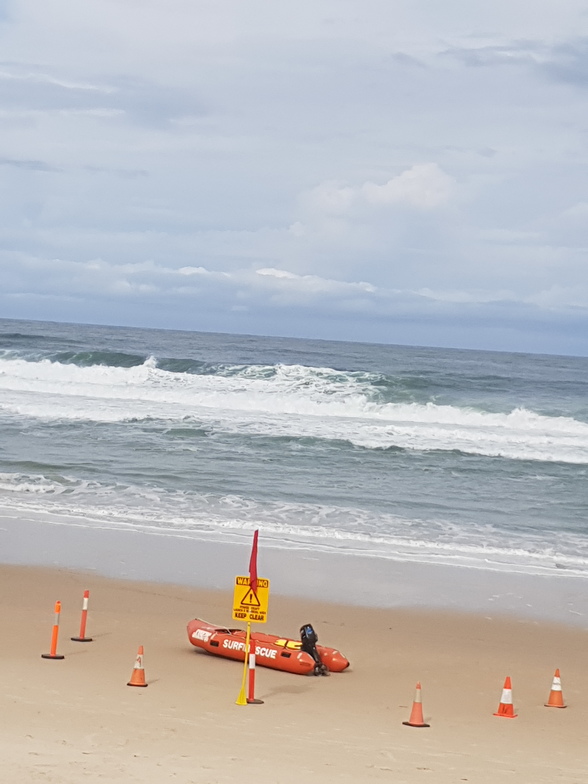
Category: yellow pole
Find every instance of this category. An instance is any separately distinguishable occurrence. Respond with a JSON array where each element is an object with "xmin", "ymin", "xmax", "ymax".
[{"xmin": 235, "ymin": 621, "xmax": 251, "ymax": 705}]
